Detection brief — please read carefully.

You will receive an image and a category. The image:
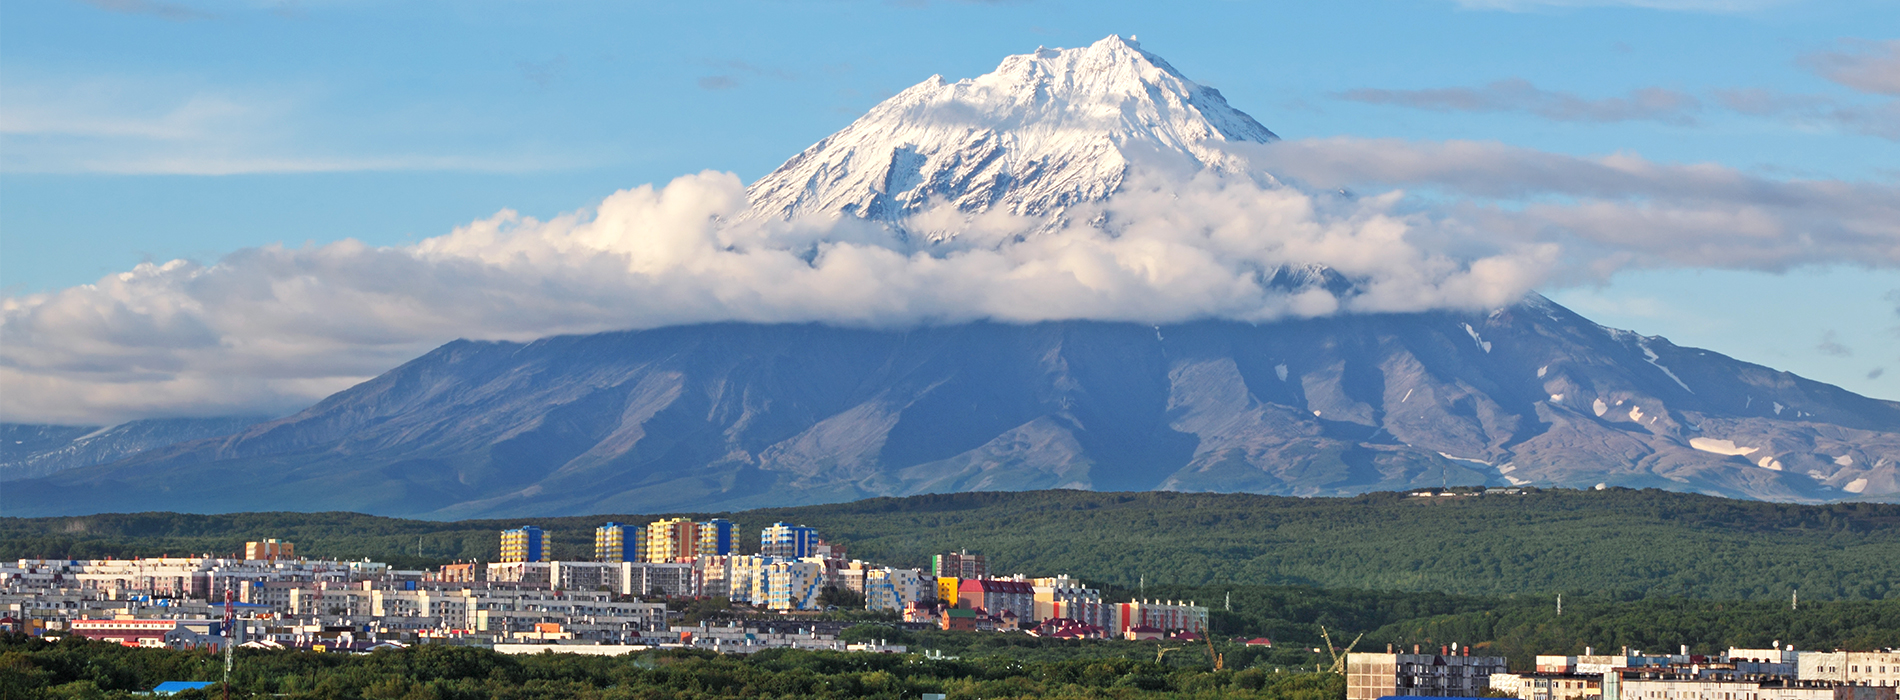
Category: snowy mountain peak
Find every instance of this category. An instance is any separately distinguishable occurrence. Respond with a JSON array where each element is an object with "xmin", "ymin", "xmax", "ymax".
[{"xmin": 744, "ymin": 35, "xmax": 1279, "ymax": 224}]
